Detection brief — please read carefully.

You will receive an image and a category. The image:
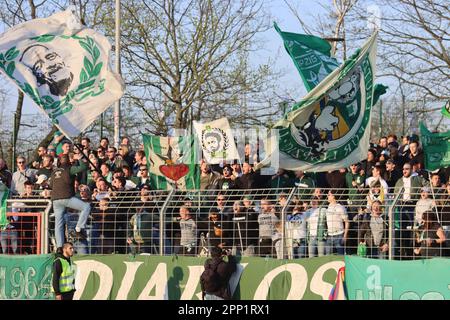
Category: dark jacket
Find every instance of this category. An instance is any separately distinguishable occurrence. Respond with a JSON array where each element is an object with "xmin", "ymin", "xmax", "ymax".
[
  {"xmin": 52, "ymin": 254, "xmax": 75, "ymax": 295},
  {"xmin": 201, "ymin": 255, "xmax": 237, "ymax": 299},
  {"xmin": 50, "ymin": 161, "xmax": 88, "ymax": 200}
]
